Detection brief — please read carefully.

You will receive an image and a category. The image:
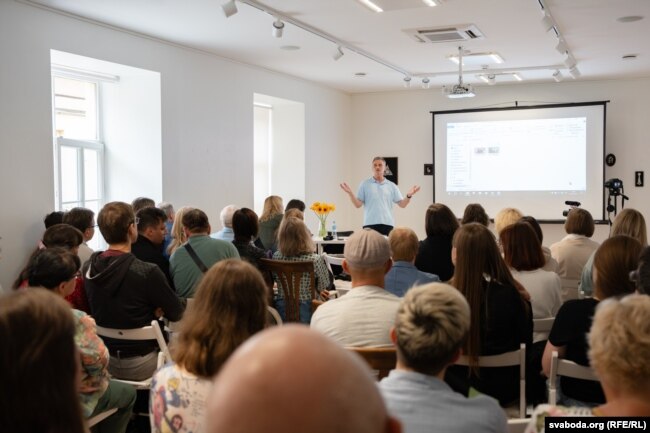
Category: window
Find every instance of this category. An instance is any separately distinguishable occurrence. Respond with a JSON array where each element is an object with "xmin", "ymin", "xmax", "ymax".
[{"xmin": 53, "ymin": 75, "xmax": 104, "ymax": 216}]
